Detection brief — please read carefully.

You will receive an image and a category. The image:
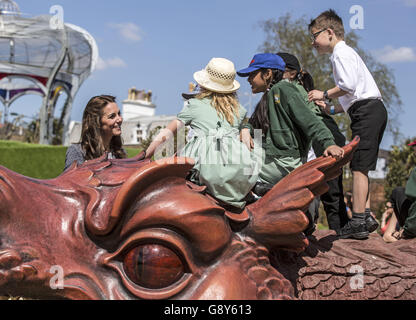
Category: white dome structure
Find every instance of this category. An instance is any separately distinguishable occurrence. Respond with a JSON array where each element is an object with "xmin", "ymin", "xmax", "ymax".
[{"xmin": 0, "ymin": 1, "xmax": 98, "ymax": 145}]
